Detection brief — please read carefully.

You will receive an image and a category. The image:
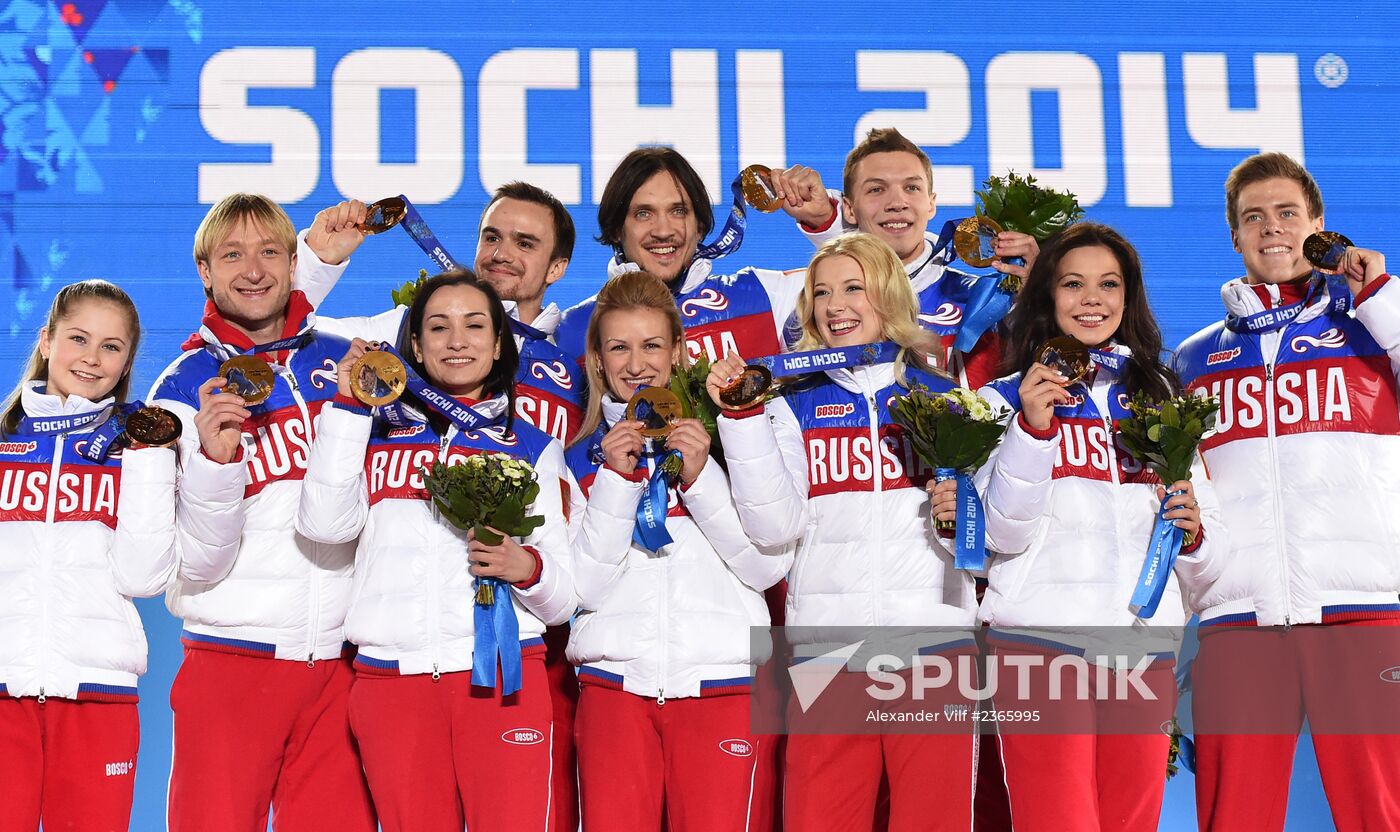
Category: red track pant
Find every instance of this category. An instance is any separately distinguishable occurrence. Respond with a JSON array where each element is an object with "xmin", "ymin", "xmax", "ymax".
[
  {"xmin": 167, "ymin": 647, "xmax": 375, "ymax": 832},
  {"xmin": 575, "ymin": 685, "xmax": 775, "ymax": 832},
  {"xmin": 543, "ymin": 624, "xmax": 579, "ymax": 832},
  {"xmin": 349, "ymin": 654, "xmax": 554, "ymax": 832},
  {"xmin": 0, "ymin": 697, "xmax": 138, "ymax": 832},
  {"xmin": 1193, "ymin": 620, "xmax": 1400, "ymax": 832},
  {"xmin": 990, "ymin": 648, "xmax": 1175, "ymax": 832}
]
